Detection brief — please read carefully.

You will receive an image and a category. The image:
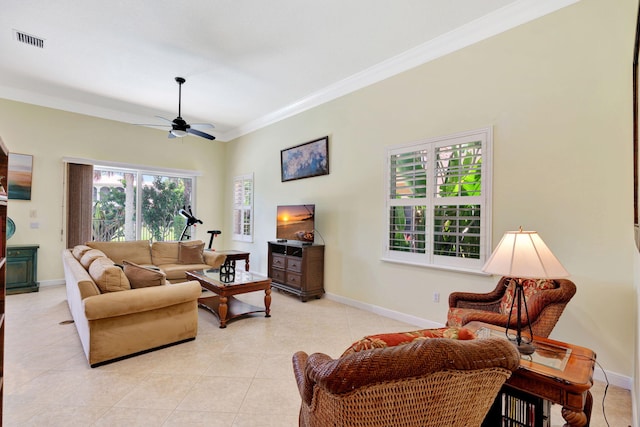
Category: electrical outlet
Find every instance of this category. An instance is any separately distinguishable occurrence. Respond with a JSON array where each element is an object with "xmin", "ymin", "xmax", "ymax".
[{"xmin": 433, "ymin": 292, "xmax": 440, "ymax": 303}]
